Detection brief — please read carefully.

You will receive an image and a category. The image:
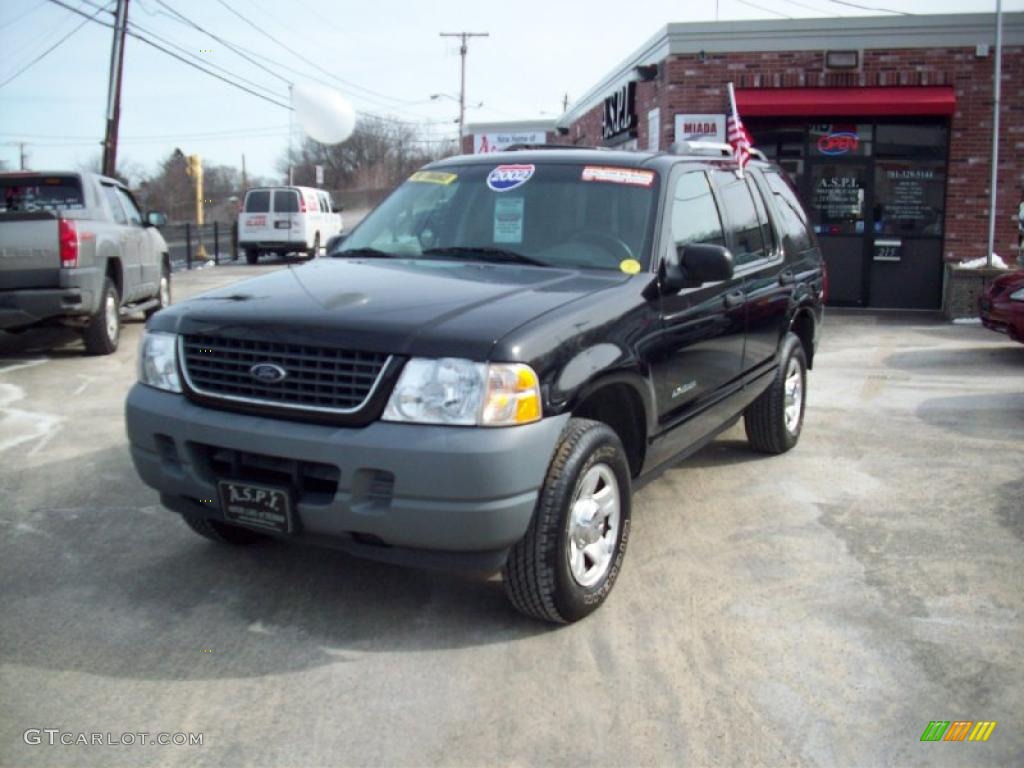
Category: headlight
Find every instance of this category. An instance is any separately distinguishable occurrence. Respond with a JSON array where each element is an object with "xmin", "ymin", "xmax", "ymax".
[
  {"xmin": 1010, "ymin": 287, "xmax": 1024, "ymax": 302},
  {"xmin": 138, "ymin": 331, "xmax": 181, "ymax": 393},
  {"xmin": 382, "ymin": 358, "xmax": 541, "ymax": 426}
]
